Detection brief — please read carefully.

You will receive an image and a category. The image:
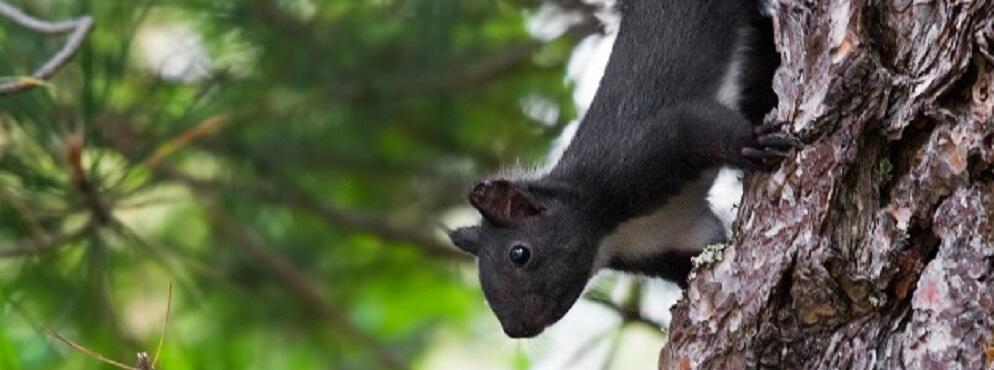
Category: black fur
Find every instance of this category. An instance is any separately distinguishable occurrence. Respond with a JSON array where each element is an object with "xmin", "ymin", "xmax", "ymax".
[
  {"xmin": 609, "ymin": 250, "xmax": 697, "ymax": 288},
  {"xmin": 450, "ymin": 0, "xmax": 792, "ymax": 338}
]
